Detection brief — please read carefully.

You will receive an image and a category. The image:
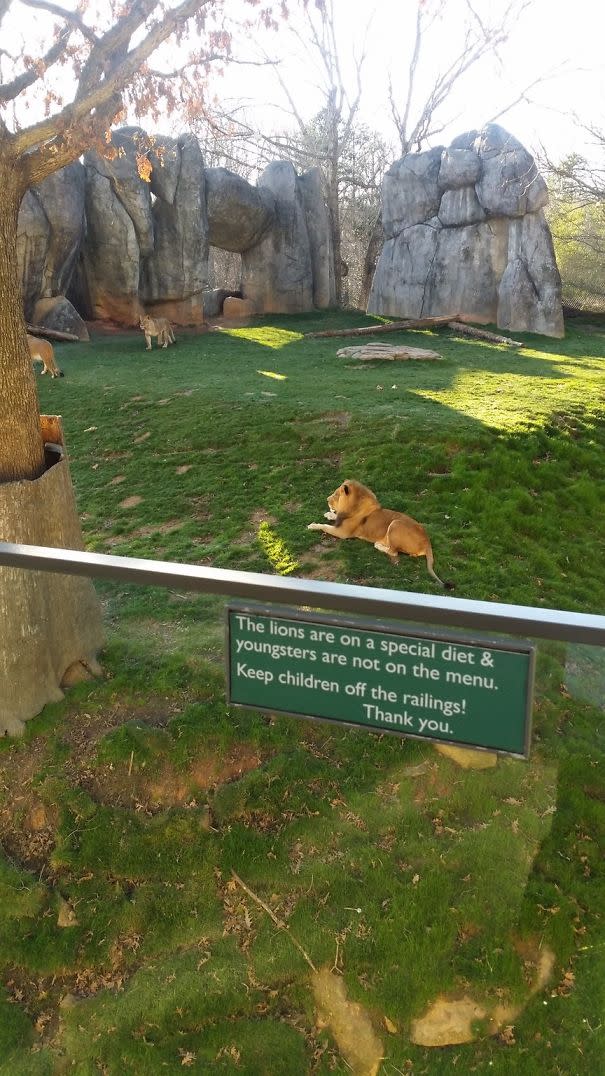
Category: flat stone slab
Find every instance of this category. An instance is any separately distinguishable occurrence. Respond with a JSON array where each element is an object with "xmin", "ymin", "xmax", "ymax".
[
  {"xmin": 336, "ymin": 344, "xmax": 442, "ymax": 361},
  {"xmin": 434, "ymin": 744, "xmax": 498, "ymax": 769}
]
